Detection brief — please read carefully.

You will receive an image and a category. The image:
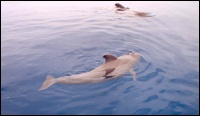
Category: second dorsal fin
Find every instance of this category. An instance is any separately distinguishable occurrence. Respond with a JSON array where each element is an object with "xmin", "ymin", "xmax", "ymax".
[{"xmin": 103, "ymin": 54, "xmax": 117, "ymax": 63}]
